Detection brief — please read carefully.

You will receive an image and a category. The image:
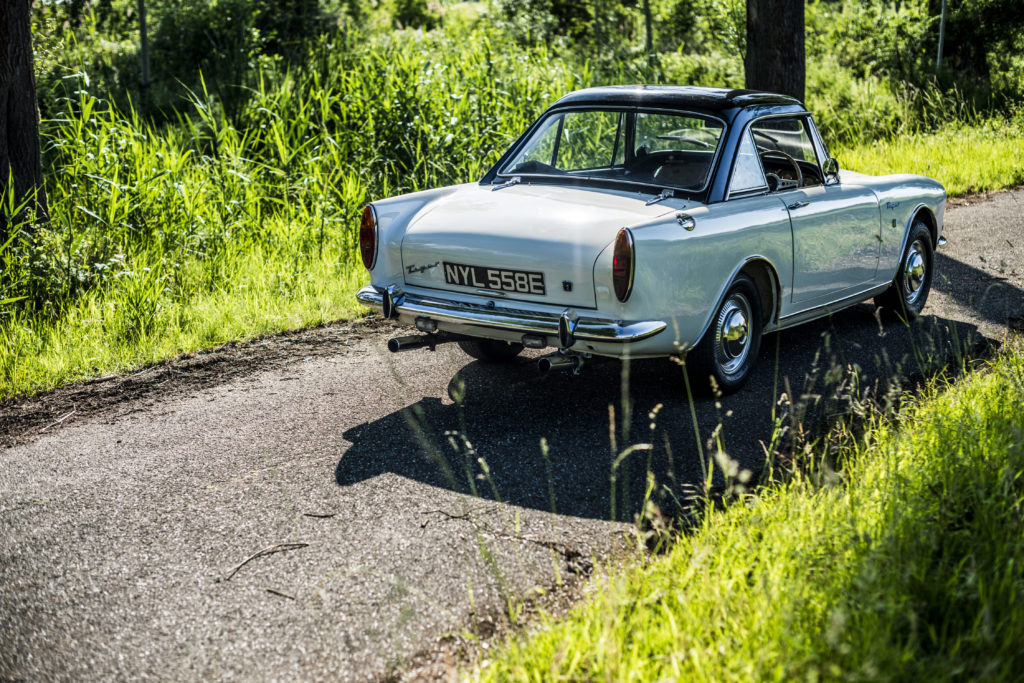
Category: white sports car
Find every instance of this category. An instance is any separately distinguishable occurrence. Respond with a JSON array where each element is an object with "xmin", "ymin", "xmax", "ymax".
[{"xmin": 357, "ymin": 85, "xmax": 945, "ymax": 392}]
